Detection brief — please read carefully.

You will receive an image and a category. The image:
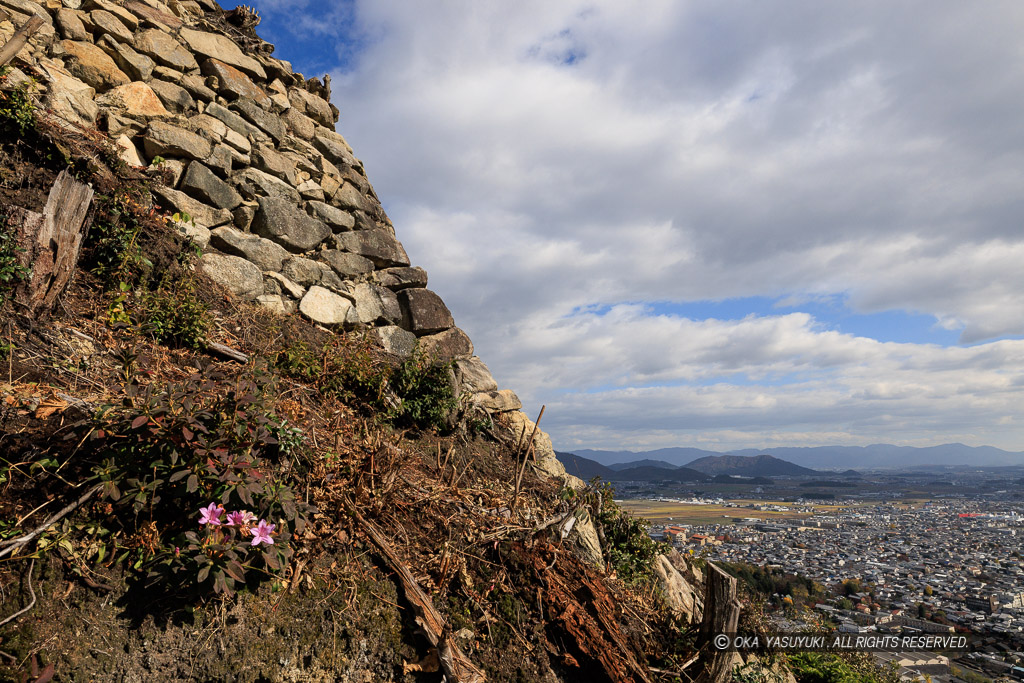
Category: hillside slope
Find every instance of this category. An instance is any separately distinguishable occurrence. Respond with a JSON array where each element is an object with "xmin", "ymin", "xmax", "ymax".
[{"xmin": 0, "ymin": 2, "xmax": 729, "ymax": 681}]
